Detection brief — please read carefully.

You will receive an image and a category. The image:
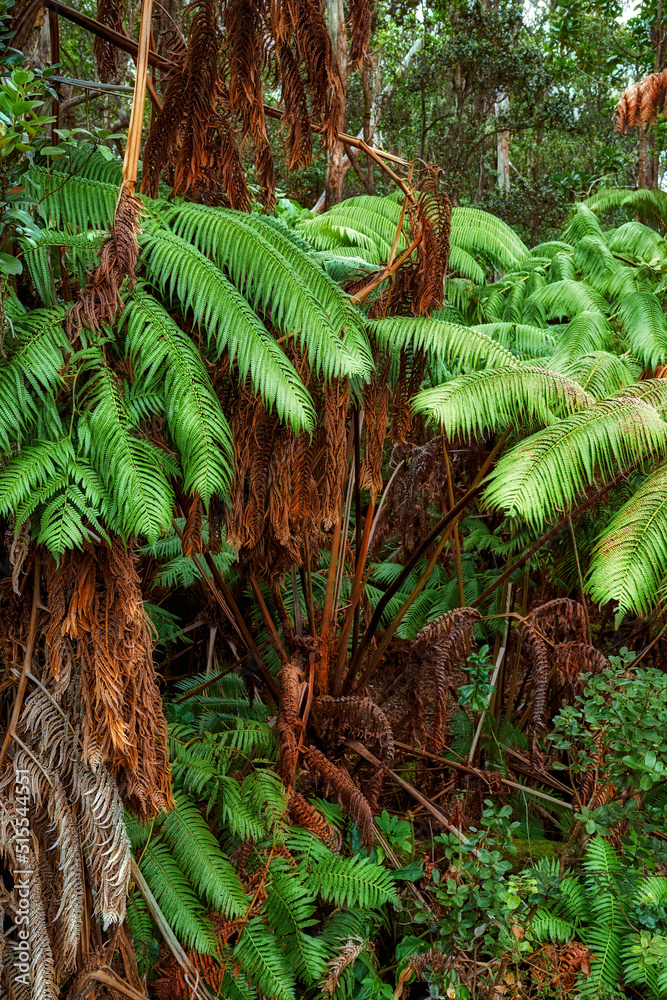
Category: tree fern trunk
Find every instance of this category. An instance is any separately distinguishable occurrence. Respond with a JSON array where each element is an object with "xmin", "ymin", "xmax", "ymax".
[{"xmin": 324, "ymin": 0, "xmax": 347, "ymax": 208}]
